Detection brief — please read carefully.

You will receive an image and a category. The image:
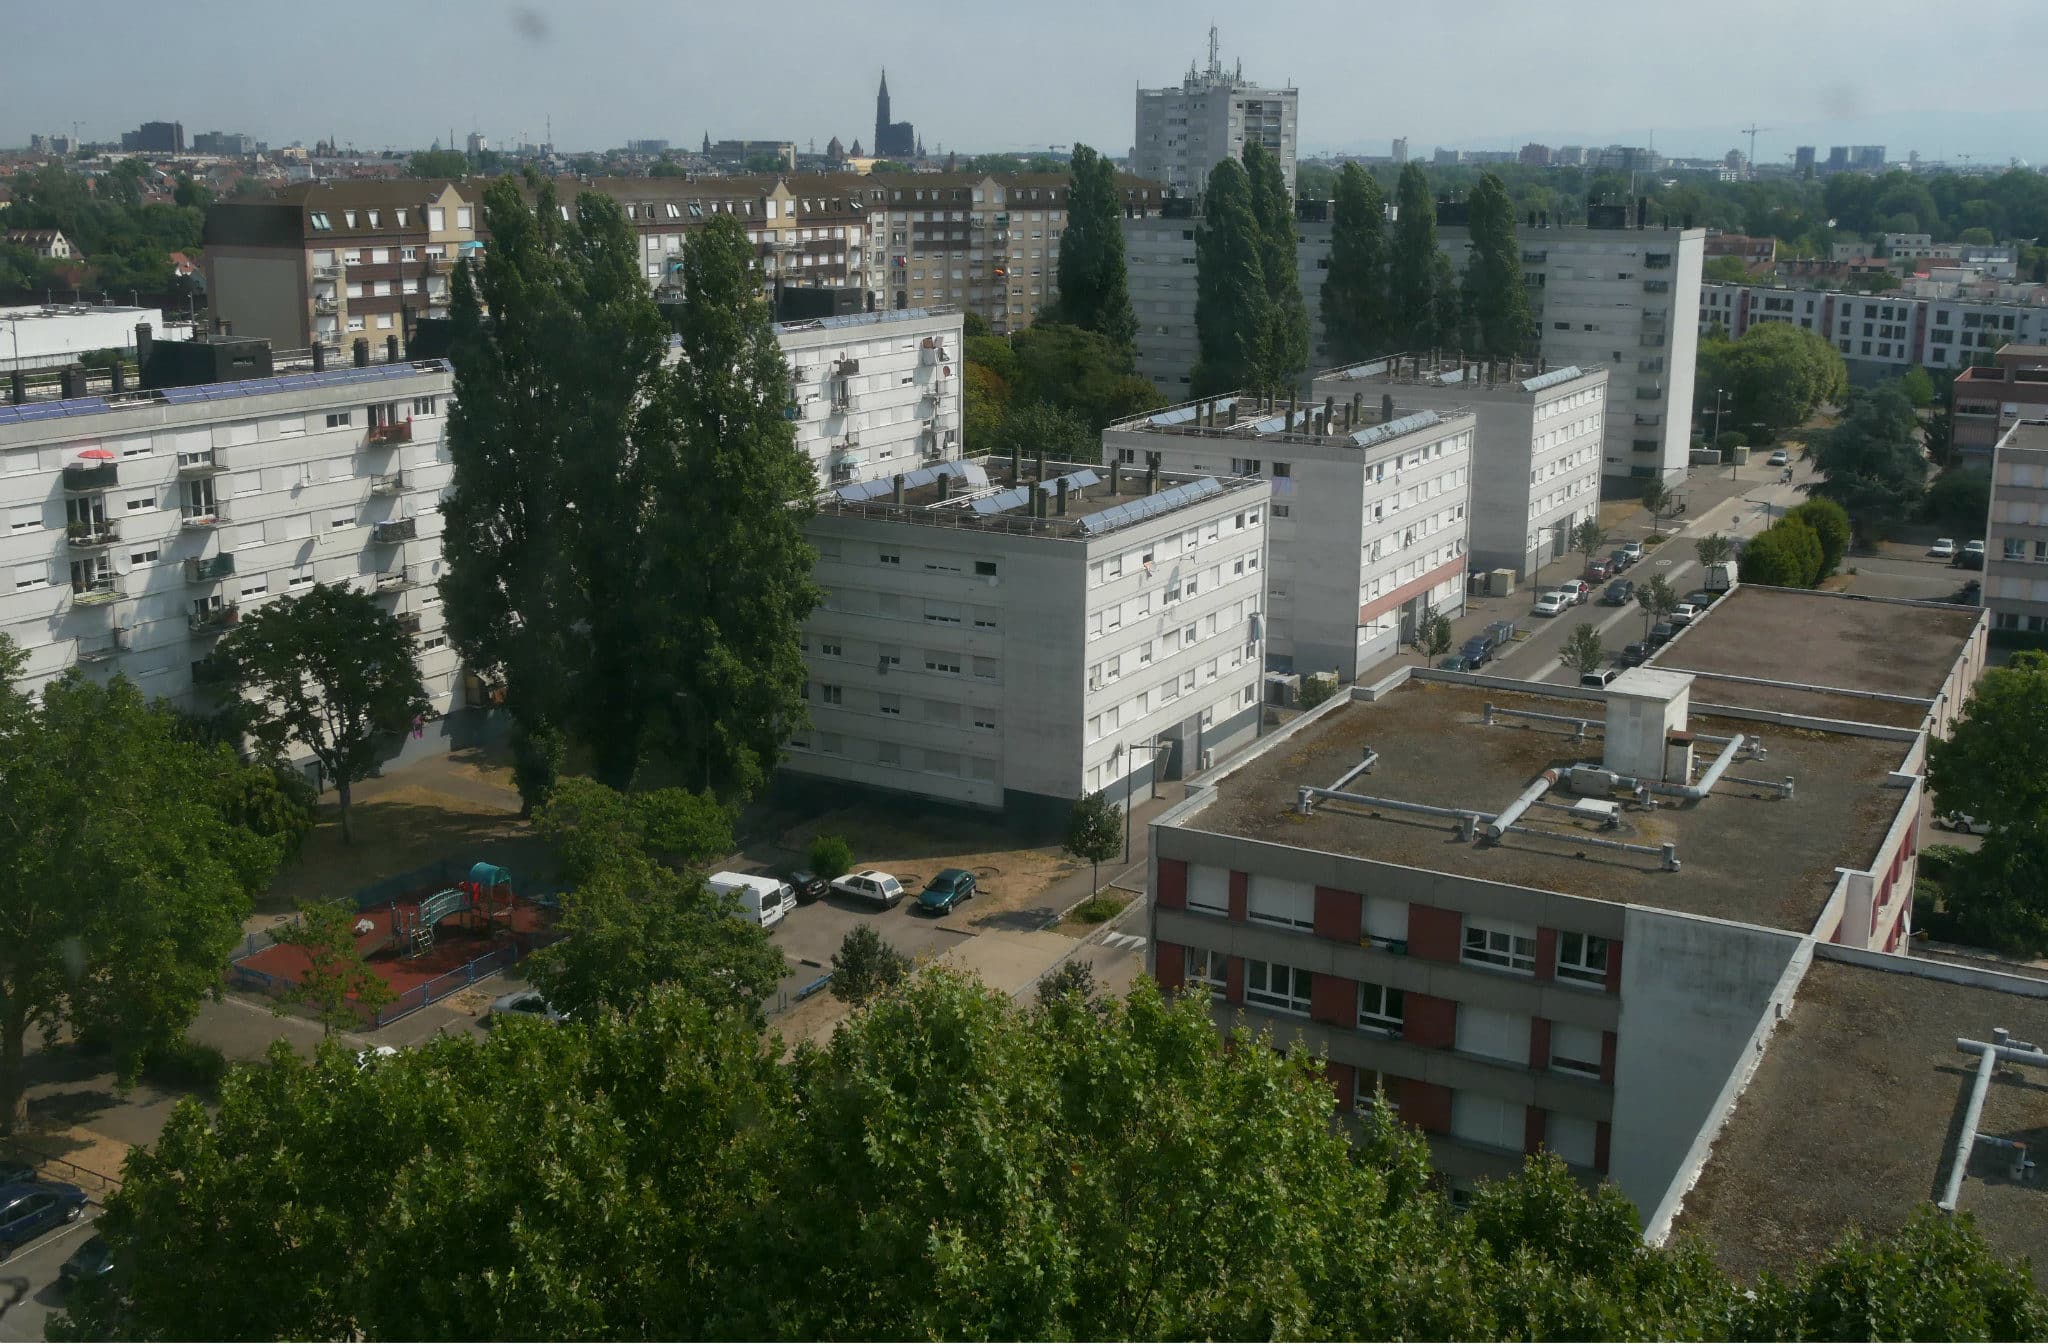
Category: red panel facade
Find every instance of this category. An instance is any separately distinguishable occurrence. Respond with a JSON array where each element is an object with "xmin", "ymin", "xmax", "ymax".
[
  {"xmin": 1399, "ymin": 1079, "xmax": 1452, "ymax": 1134},
  {"xmin": 1154, "ymin": 940, "xmax": 1185, "ymax": 992},
  {"xmin": 1406, "ymin": 904, "xmax": 1462, "ymax": 962},
  {"xmin": 1227, "ymin": 870, "xmax": 1249, "ymax": 923},
  {"xmin": 1601, "ymin": 1030, "xmax": 1618, "ymax": 1086},
  {"xmin": 1314, "ymin": 886, "xmax": 1363, "ymax": 942},
  {"xmin": 1326, "ymin": 1060, "xmax": 1356, "ymax": 1112},
  {"xmin": 1524, "ymin": 1106, "xmax": 1547, "ymax": 1156},
  {"xmin": 1604, "ymin": 939, "xmax": 1624, "ymax": 994},
  {"xmin": 1224, "ymin": 955, "xmax": 1245, "ymax": 1004},
  {"xmin": 1529, "ymin": 1016, "xmax": 1552, "ymax": 1070},
  {"xmin": 1533, "ymin": 926, "xmax": 1558, "ymax": 983},
  {"xmin": 1156, "ymin": 857, "xmax": 1187, "ymax": 911},
  {"xmin": 1402, "ymin": 992, "xmax": 1457, "ymax": 1048},
  {"xmin": 1595, "ymin": 1120, "xmax": 1612, "ymax": 1173},
  {"xmin": 1310, "ymin": 971, "xmax": 1356, "ymax": 1026}
]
